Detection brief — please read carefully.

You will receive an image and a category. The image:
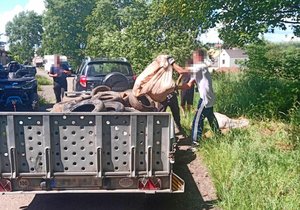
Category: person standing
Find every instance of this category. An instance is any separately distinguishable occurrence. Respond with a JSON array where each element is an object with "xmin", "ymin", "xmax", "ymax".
[
  {"xmin": 172, "ymin": 49, "xmax": 220, "ymax": 147},
  {"xmin": 180, "ymin": 59, "xmax": 194, "ymax": 115},
  {"xmin": 158, "ymin": 91, "xmax": 183, "ymax": 134},
  {"xmin": 48, "ymin": 55, "xmax": 70, "ymax": 103}
]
